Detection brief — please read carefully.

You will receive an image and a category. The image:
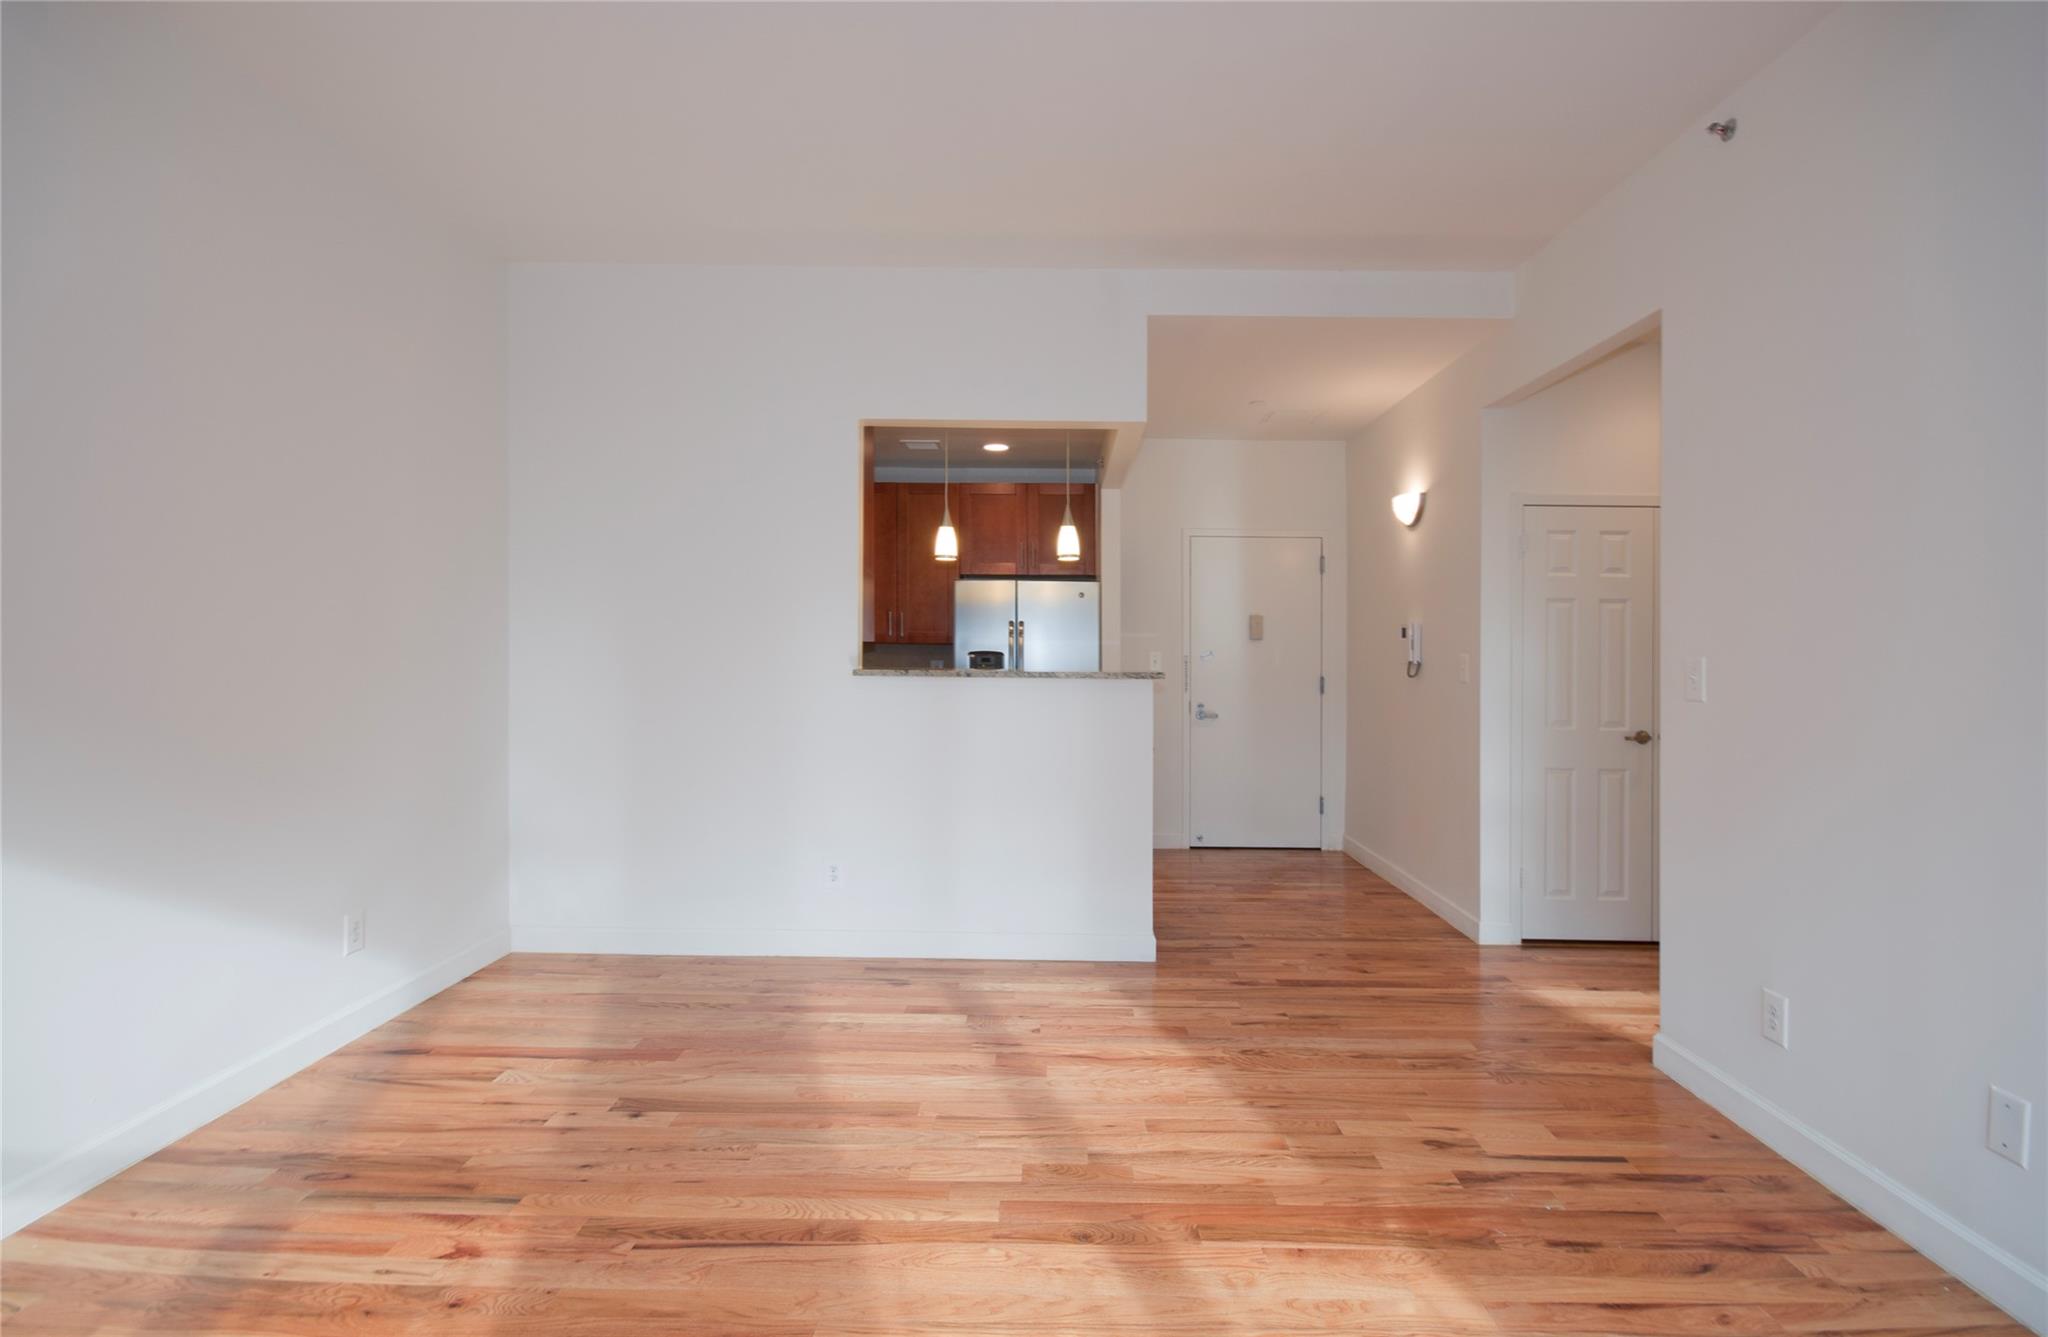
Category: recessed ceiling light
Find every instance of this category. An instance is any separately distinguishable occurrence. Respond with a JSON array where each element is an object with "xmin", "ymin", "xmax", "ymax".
[{"xmin": 982, "ymin": 441, "xmax": 1009, "ymax": 452}]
